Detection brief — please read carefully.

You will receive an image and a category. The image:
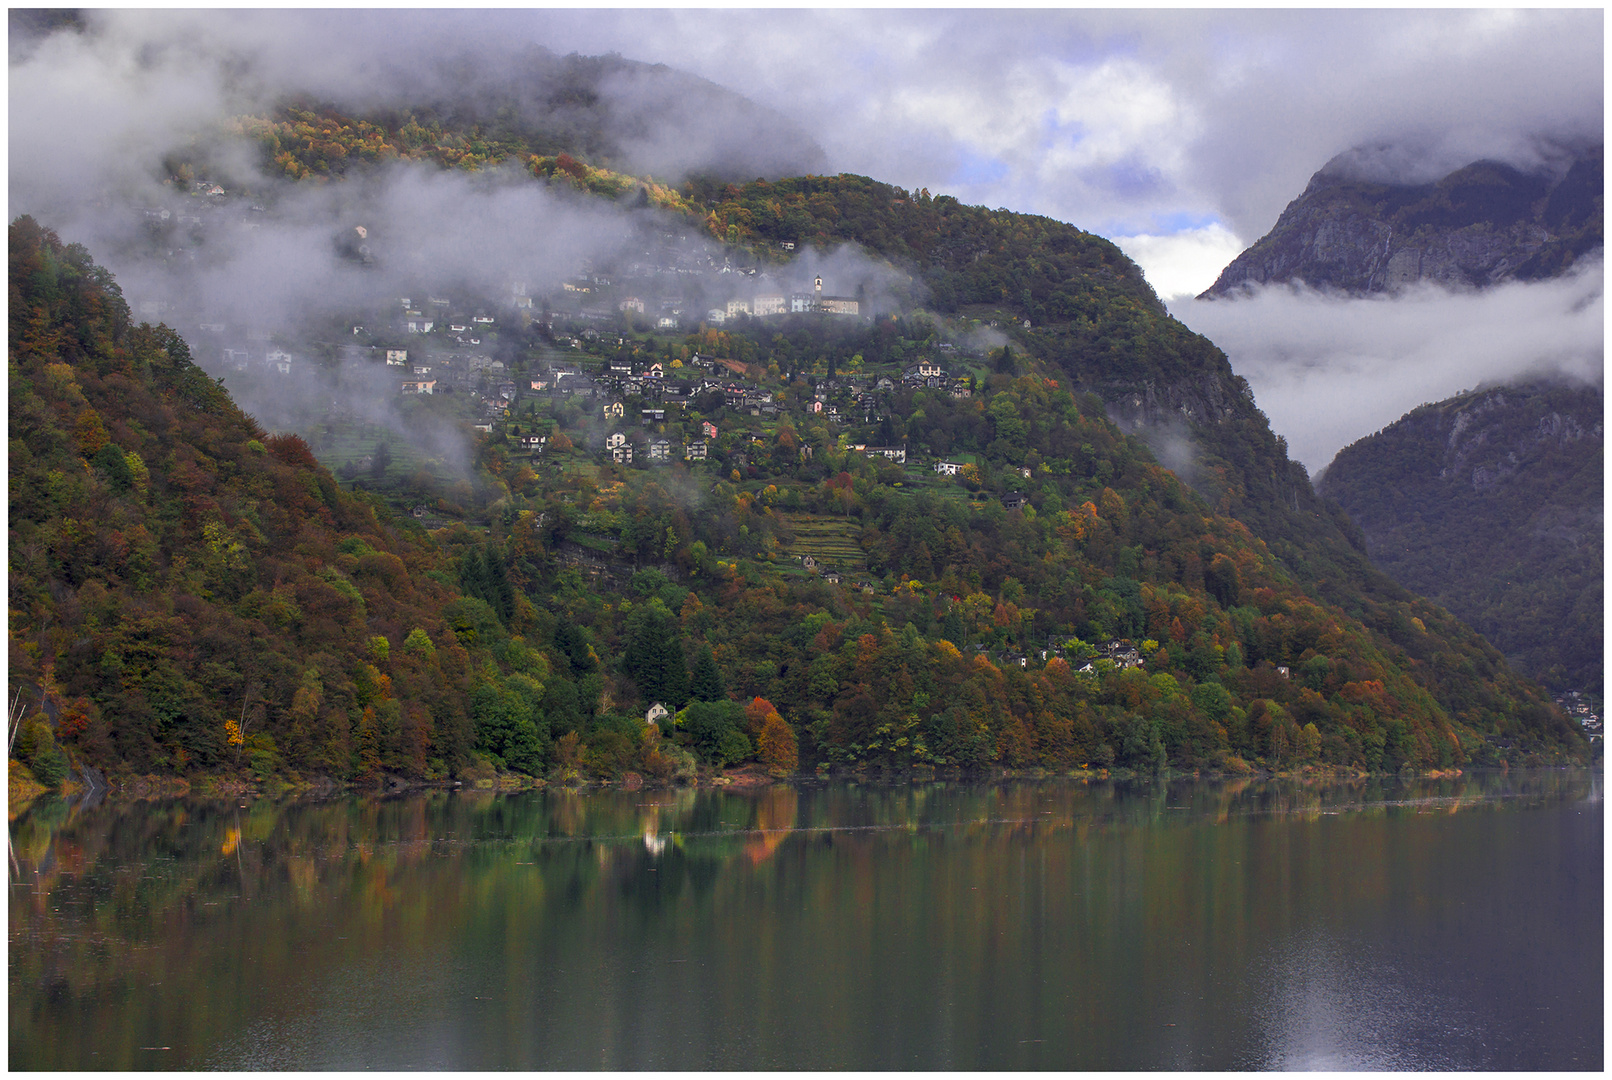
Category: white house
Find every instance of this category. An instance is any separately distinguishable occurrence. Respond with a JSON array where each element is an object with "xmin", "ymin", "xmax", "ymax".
[{"xmin": 855, "ymin": 445, "xmax": 906, "ymax": 464}]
